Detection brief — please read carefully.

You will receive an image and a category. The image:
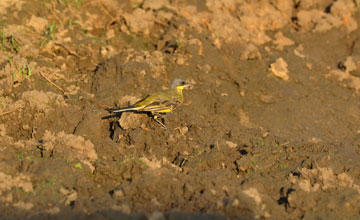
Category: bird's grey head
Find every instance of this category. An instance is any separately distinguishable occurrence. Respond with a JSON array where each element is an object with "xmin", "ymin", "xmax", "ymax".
[{"xmin": 171, "ymin": 78, "xmax": 187, "ymax": 88}]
